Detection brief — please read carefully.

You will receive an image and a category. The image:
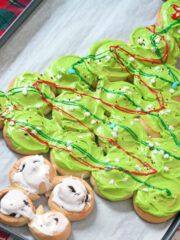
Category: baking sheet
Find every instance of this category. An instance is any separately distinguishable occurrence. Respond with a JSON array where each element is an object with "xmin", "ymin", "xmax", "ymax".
[{"xmin": 0, "ymin": 0, "xmax": 177, "ymax": 239}]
